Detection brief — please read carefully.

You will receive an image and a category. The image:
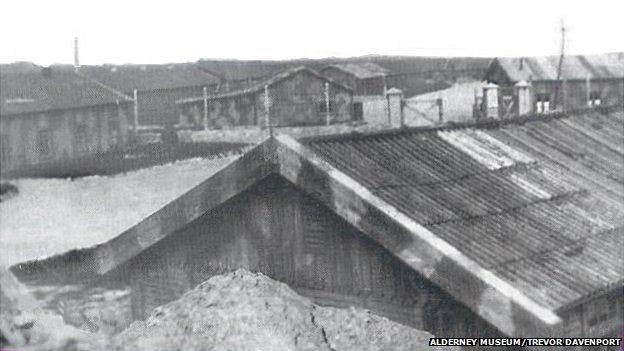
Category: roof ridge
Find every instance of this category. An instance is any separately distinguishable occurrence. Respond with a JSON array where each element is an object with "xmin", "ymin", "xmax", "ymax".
[
  {"xmin": 176, "ymin": 66, "xmax": 352, "ymax": 104},
  {"xmin": 302, "ymin": 104, "xmax": 623, "ymax": 144}
]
